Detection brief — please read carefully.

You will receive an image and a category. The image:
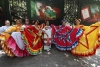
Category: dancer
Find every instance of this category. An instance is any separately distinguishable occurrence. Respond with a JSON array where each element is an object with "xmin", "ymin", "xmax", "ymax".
[
  {"xmin": 0, "ymin": 20, "xmax": 11, "ymax": 49},
  {"xmin": 21, "ymin": 21, "xmax": 43, "ymax": 55},
  {"xmin": 42, "ymin": 21, "xmax": 52, "ymax": 51},
  {"xmin": 51, "ymin": 20, "xmax": 83, "ymax": 51},
  {"xmin": 71, "ymin": 18, "xmax": 100, "ymax": 56},
  {"xmin": 22, "ymin": 19, "xmax": 30, "ymax": 28},
  {"xmin": 0, "ymin": 19, "xmax": 23, "ymax": 57},
  {"xmin": 7, "ymin": 19, "xmax": 31, "ymax": 57}
]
